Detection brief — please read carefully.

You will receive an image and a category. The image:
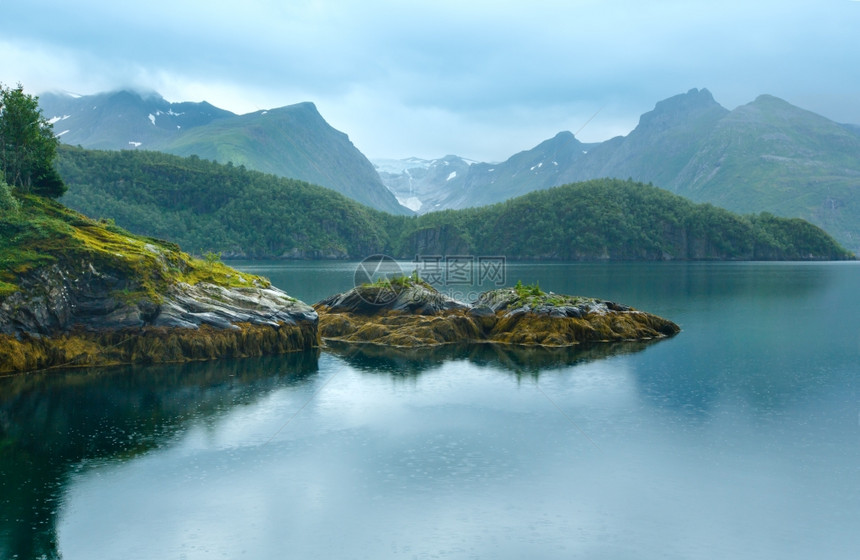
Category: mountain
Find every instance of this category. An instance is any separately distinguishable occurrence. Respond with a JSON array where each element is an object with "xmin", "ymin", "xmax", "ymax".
[
  {"xmin": 841, "ymin": 123, "xmax": 860, "ymax": 137},
  {"xmin": 664, "ymin": 95, "xmax": 860, "ymax": 252},
  {"xmin": 375, "ymin": 155, "xmax": 475, "ymax": 212},
  {"xmin": 38, "ymin": 90, "xmax": 233, "ymax": 148},
  {"xmin": 377, "ymin": 89, "xmax": 860, "ymax": 253},
  {"xmin": 38, "ymin": 90, "xmax": 409, "ymax": 214},
  {"xmin": 56, "ymin": 147, "xmax": 852, "ymax": 261}
]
